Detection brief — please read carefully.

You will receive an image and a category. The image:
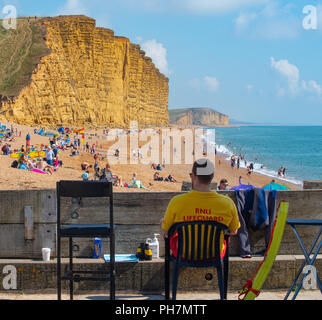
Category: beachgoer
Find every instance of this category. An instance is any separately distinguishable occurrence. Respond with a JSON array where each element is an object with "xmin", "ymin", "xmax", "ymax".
[
  {"xmin": 154, "ymin": 172, "xmax": 163, "ymax": 181},
  {"xmin": 53, "ymin": 158, "xmax": 60, "ymax": 171},
  {"xmin": 161, "ymin": 159, "xmax": 240, "ymax": 259},
  {"xmin": 104, "ymin": 164, "xmax": 114, "ymax": 182},
  {"xmin": 282, "ymin": 167, "xmax": 286, "ymax": 177},
  {"xmin": 36, "ymin": 159, "xmax": 46, "ymax": 171},
  {"xmin": 18, "ymin": 153, "xmax": 27, "ymax": 165},
  {"xmin": 131, "ymin": 173, "xmax": 137, "ymax": 187},
  {"xmin": 239, "ymin": 176, "xmax": 242, "ymax": 185},
  {"xmin": 278, "ymin": 167, "xmax": 282, "ymax": 177},
  {"xmin": 114, "ymin": 176, "xmax": 123, "ymax": 187},
  {"xmin": 27, "ymin": 159, "xmax": 37, "ymax": 170},
  {"xmin": 81, "ymin": 162, "xmax": 92, "ymax": 171},
  {"xmin": 26, "ymin": 133, "xmax": 31, "ymax": 148},
  {"xmin": 218, "ymin": 179, "xmax": 229, "ymax": 191},
  {"xmin": 52, "ymin": 145, "xmax": 59, "ymax": 158},
  {"xmin": 45, "ymin": 147, "xmax": 54, "ymax": 165},
  {"xmin": 138, "ymin": 148, "xmax": 143, "ymax": 159},
  {"xmin": 93, "ymin": 167, "xmax": 100, "ymax": 181},
  {"xmin": 82, "ymin": 170, "xmax": 90, "ymax": 181},
  {"xmin": 166, "ymin": 175, "xmax": 177, "ymax": 183},
  {"xmin": 100, "ymin": 164, "xmax": 113, "ymax": 183}
]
